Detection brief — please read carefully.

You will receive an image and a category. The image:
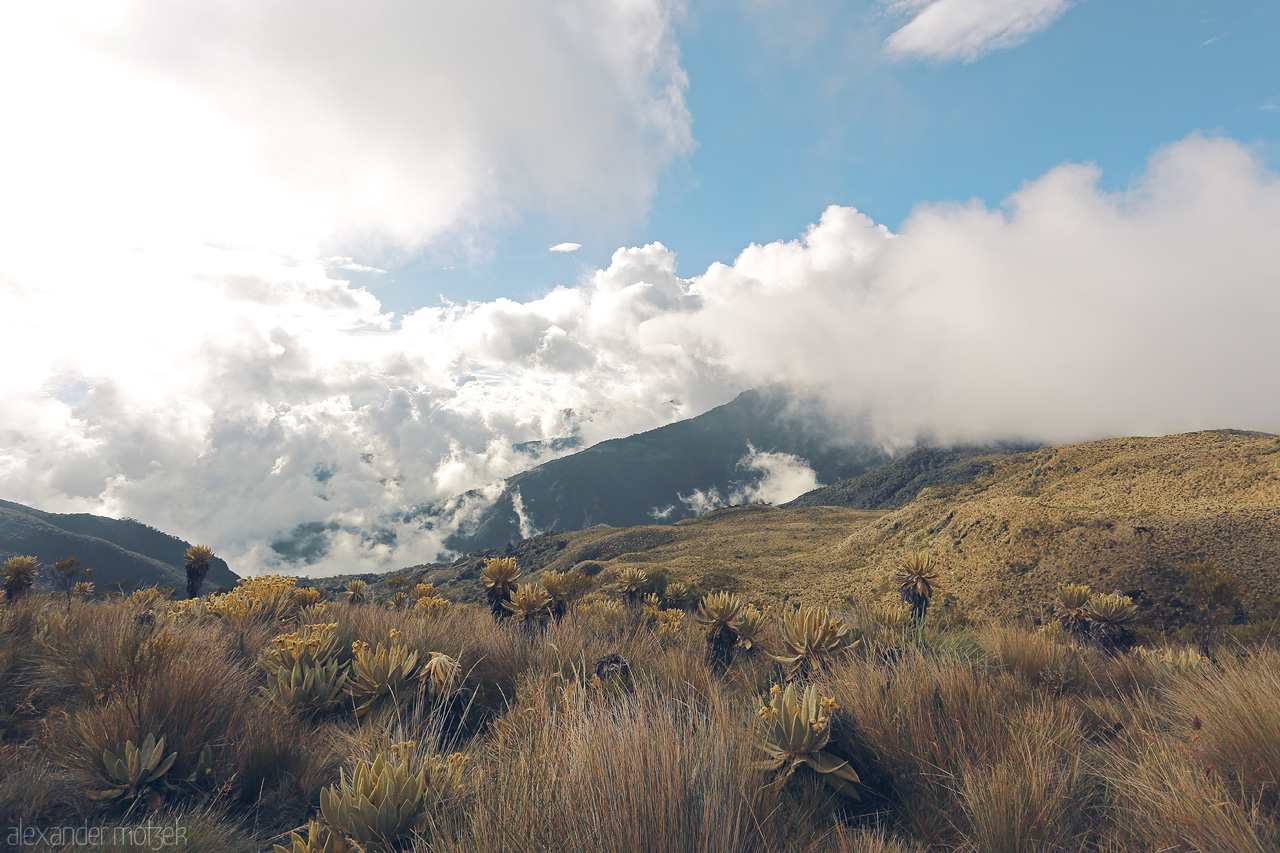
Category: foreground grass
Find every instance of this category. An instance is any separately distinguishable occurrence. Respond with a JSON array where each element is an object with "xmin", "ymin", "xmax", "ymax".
[{"xmin": 0, "ymin": 584, "xmax": 1277, "ymax": 852}]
